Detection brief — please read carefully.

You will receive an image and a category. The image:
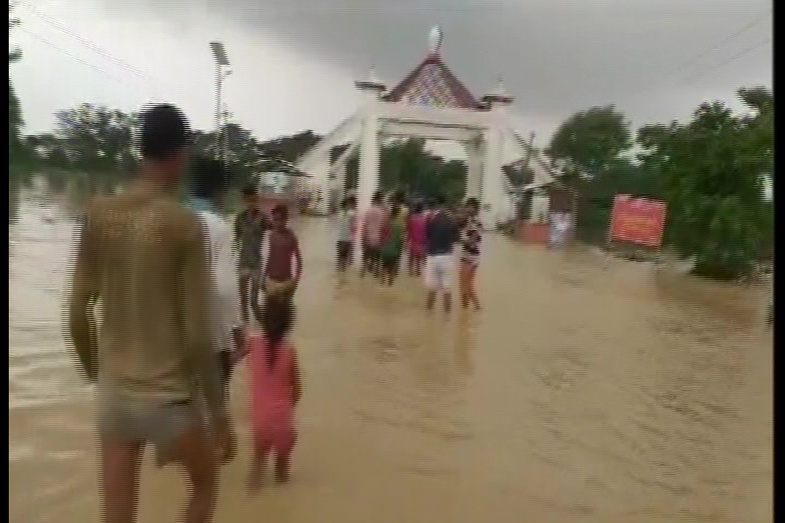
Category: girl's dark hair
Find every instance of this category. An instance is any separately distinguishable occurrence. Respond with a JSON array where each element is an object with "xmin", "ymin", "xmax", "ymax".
[
  {"xmin": 412, "ymin": 201, "xmax": 424, "ymax": 214},
  {"xmin": 258, "ymin": 295, "xmax": 294, "ymax": 369}
]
